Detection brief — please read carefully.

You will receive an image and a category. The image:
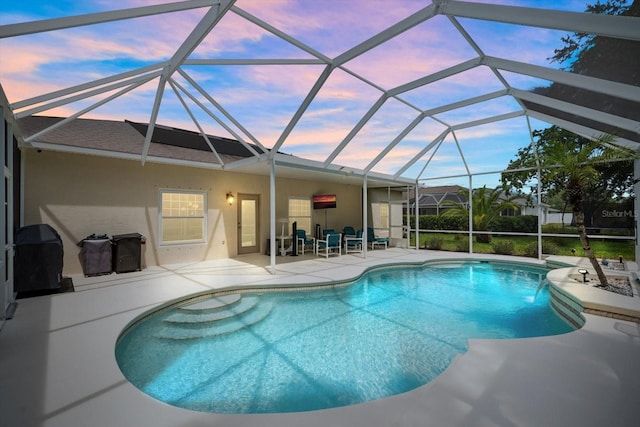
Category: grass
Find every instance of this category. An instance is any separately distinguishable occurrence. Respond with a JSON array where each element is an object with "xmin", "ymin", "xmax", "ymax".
[{"xmin": 412, "ymin": 232, "xmax": 635, "ymax": 260}]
